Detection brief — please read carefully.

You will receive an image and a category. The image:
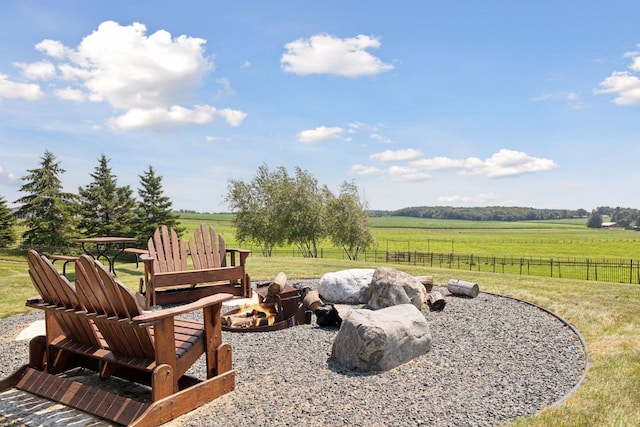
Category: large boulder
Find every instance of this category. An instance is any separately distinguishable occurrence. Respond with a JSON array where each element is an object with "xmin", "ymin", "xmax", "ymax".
[
  {"xmin": 317, "ymin": 268, "xmax": 374, "ymax": 304},
  {"xmin": 331, "ymin": 304, "xmax": 432, "ymax": 371},
  {"xmin": 367, "ymin": 267, "xmax": 427, "ymax": 309}
]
